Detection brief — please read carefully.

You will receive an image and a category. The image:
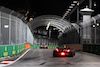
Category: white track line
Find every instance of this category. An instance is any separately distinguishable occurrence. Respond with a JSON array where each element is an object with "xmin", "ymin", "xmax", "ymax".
[{"xmin": 0, "ymin": 49, "xmax": 31, "ymax": 67}]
